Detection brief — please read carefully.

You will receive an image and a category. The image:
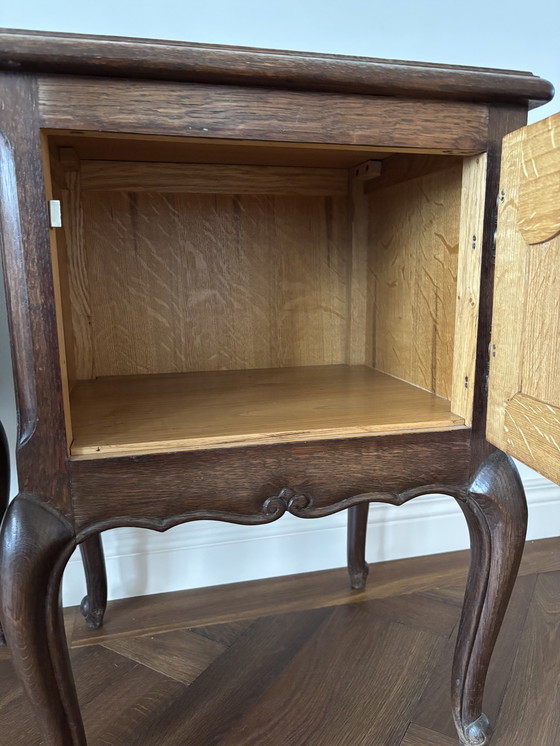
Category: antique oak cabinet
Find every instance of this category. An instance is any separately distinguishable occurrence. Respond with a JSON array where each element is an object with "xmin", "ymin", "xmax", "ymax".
[{"xmin": 0, "ymin": 29, "xmax": 557, "ymax": 746}]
